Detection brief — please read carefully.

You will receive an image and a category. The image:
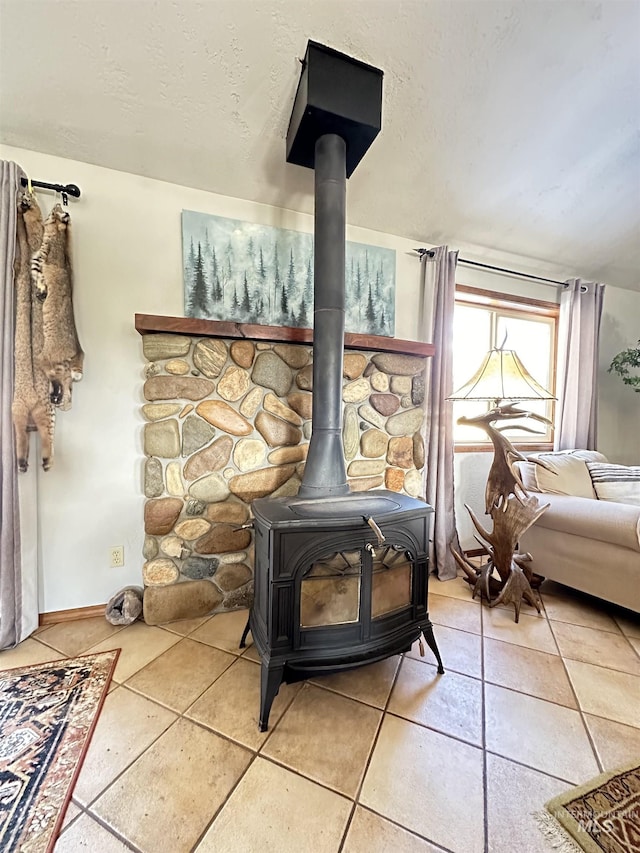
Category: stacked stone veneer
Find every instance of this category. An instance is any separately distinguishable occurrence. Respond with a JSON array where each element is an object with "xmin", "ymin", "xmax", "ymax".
[{"xmin": 140, "ymin": 332, "xmax": 428, "ymax": 624}]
